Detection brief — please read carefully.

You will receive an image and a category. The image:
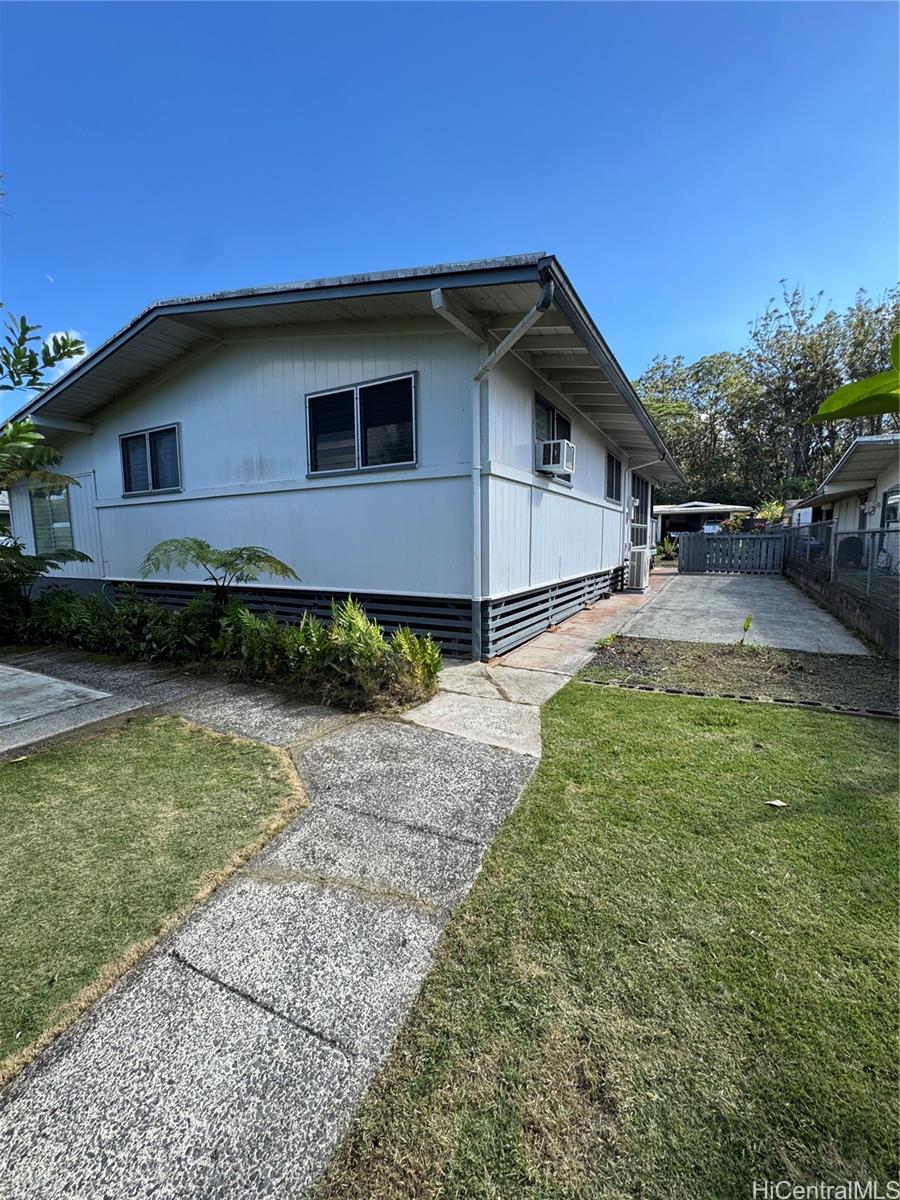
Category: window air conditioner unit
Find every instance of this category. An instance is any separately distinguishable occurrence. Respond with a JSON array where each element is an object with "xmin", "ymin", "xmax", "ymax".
[
  {"xmin": 627, "ymin": 547, "xmax": 650, "ymax": 592},
  {"xmin": 535, "ymin": 439, "xmax": 576, "ymax": 476}
]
